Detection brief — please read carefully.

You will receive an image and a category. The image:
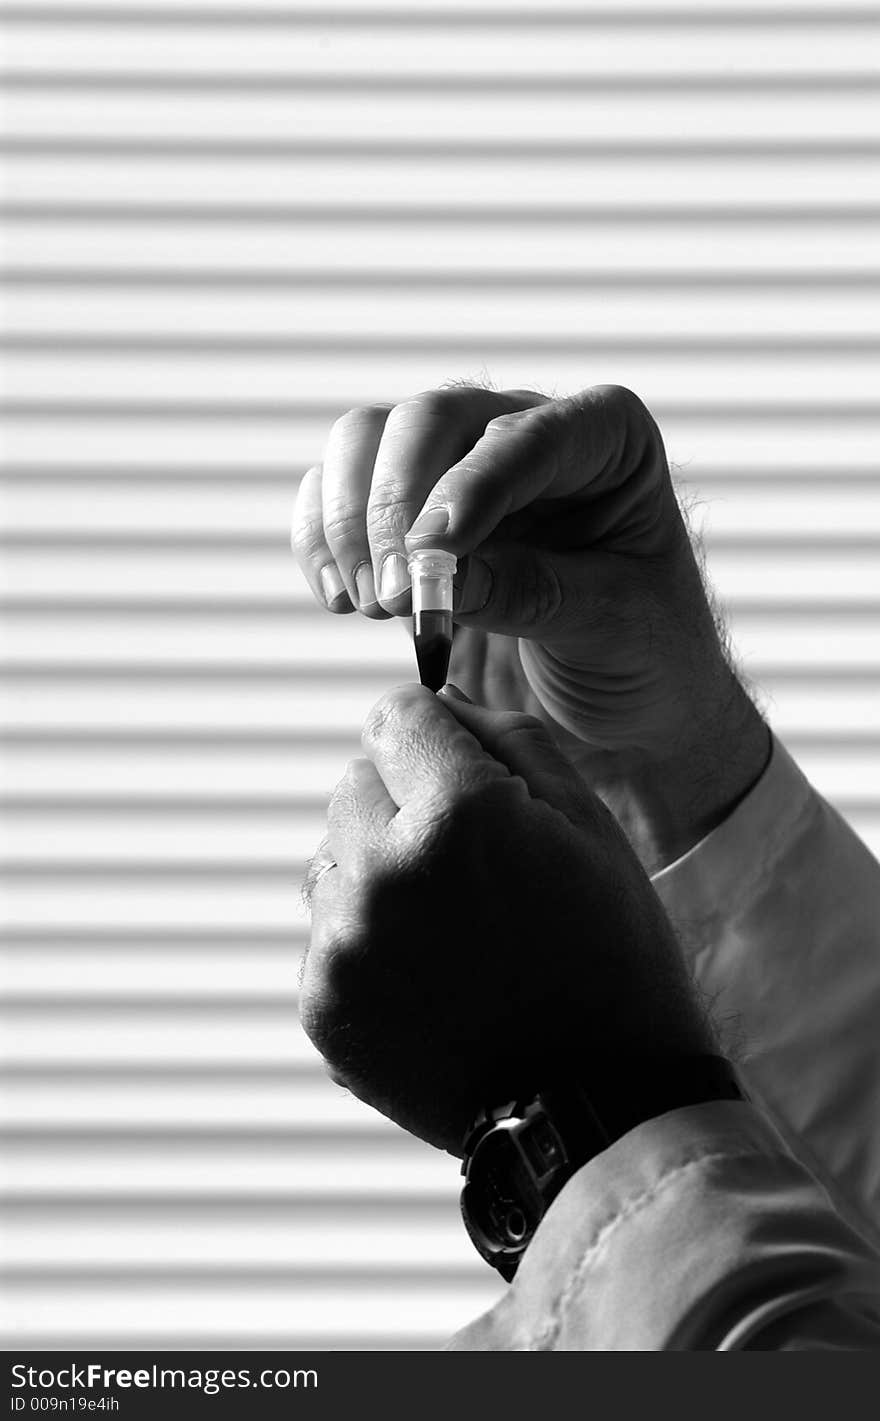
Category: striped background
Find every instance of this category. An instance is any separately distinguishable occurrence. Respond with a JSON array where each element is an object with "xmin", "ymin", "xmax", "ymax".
[{"xmin": 0, "ymin": 0, "xmax": 878, "ymax": 1349}]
